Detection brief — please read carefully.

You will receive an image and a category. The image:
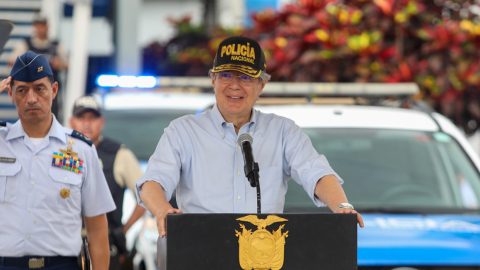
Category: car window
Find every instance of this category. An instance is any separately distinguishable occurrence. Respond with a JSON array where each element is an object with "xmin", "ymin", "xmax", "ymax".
[{"xmin": 284, "ymin": 128, "xmax": 480, "ymax": 212}]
